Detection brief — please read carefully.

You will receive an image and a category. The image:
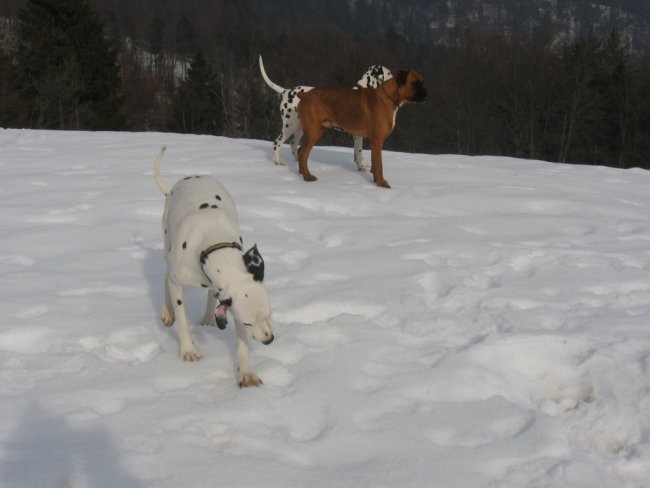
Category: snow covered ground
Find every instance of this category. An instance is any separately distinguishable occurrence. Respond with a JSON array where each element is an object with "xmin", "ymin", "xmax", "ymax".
[{"xmin": 0, "ymin": 129, "xmax": 649, "ymax": 488}]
